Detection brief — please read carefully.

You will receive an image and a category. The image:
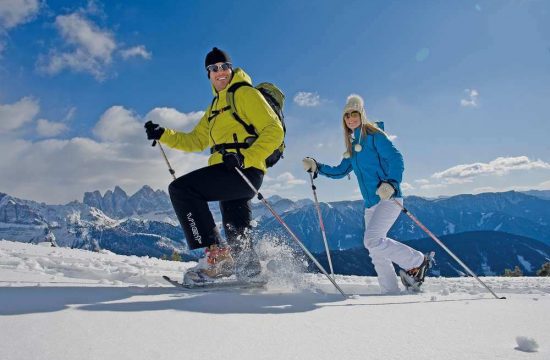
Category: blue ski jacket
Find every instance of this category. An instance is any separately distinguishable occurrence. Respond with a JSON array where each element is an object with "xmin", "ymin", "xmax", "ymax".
[{"xmin": 317, "ymin": 128, "xmax": 404, "ymax": 209}]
